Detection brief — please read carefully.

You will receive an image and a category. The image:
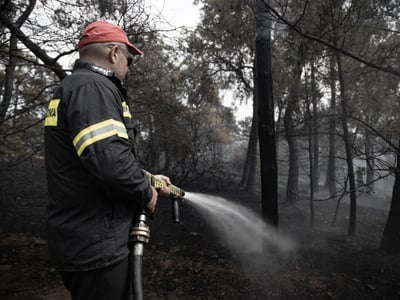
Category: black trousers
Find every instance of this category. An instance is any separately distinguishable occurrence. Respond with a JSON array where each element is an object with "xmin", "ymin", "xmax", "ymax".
[{"xmin": 60, "ymin": 255, "xmax": 132, "ymax": 300}]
